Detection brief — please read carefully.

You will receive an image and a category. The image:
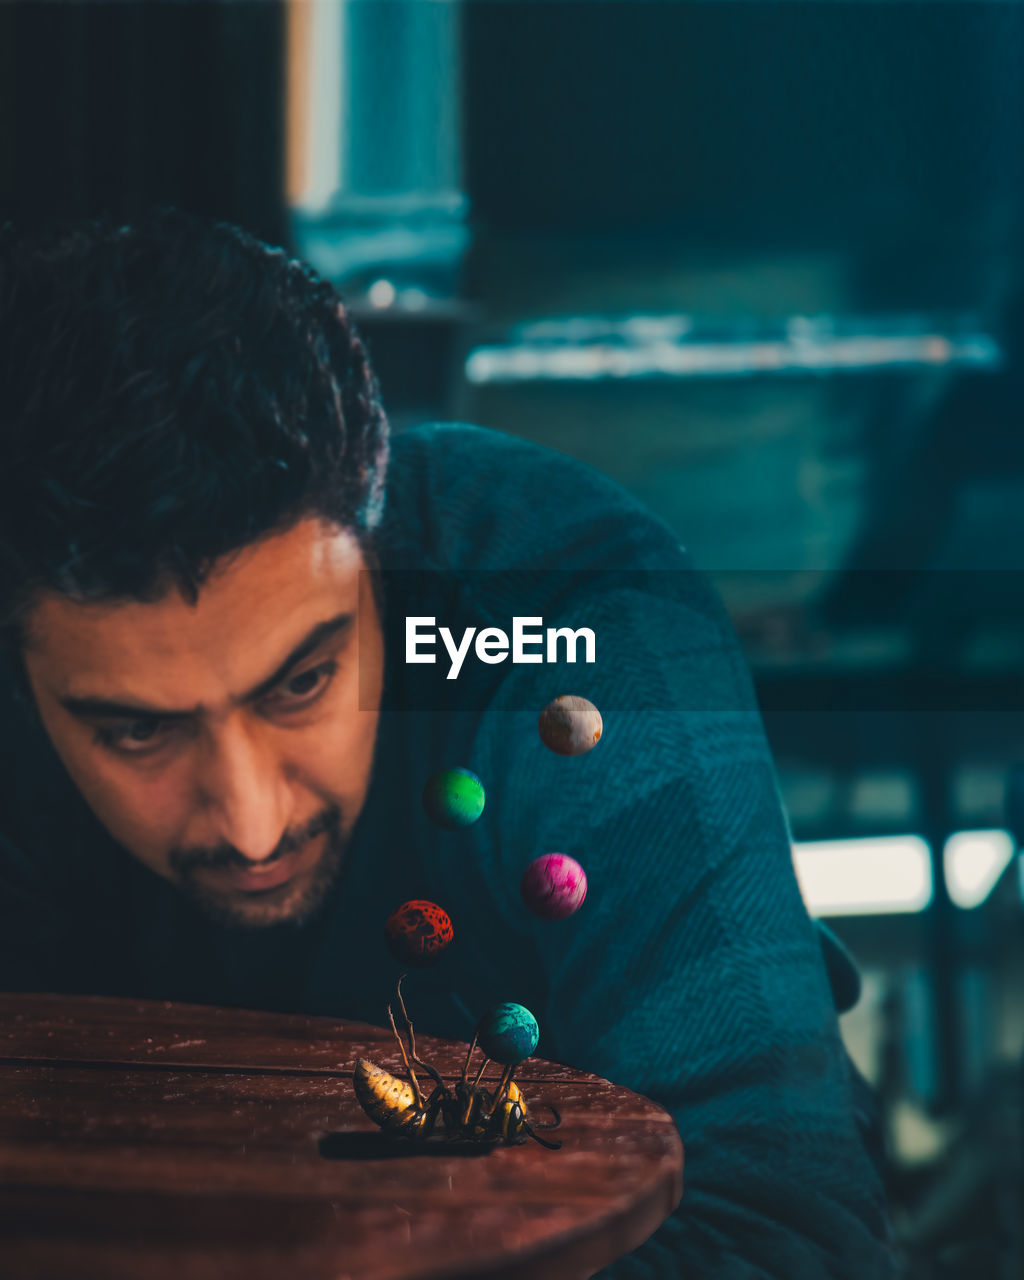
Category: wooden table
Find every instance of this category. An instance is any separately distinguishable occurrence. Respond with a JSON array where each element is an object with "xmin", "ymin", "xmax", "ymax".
[{"xmin": 0, "ymin": 994, "xmax": 684, "ymax": 1280}]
